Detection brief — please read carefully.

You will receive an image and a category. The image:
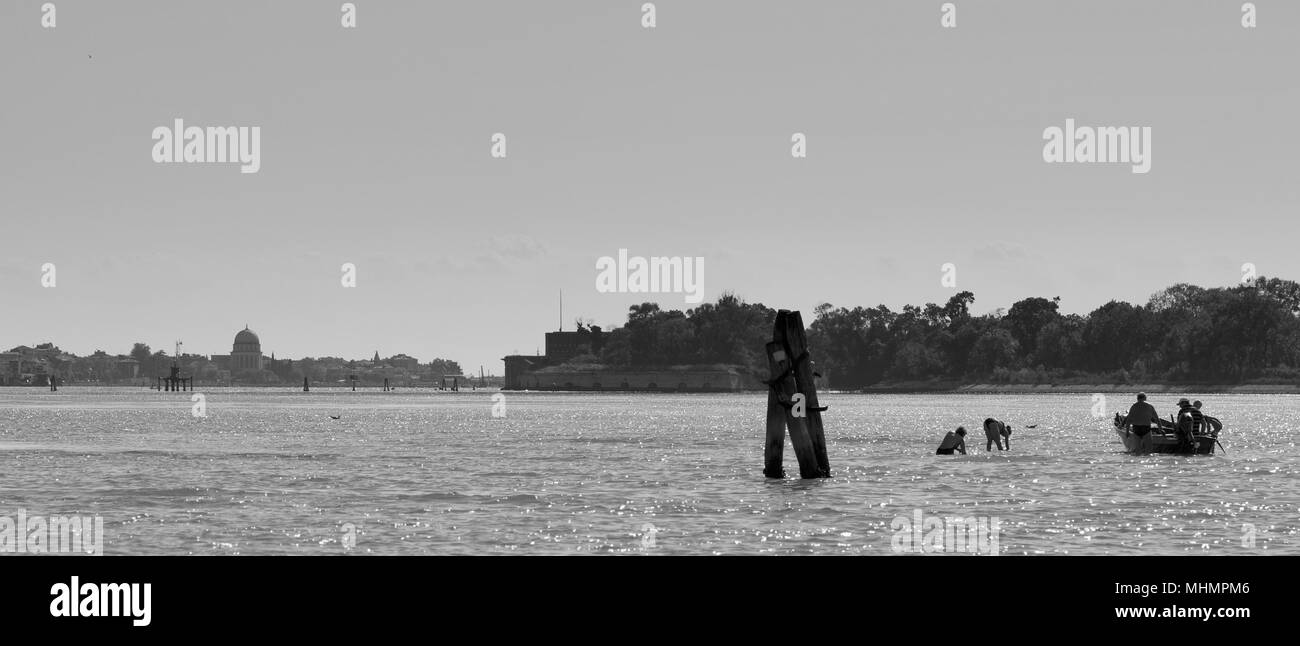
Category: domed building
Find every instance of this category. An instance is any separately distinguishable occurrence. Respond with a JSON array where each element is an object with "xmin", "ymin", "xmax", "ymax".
[{"xmin": 230, "ymin": 326, "xmax": 264, "ymax": 372}]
